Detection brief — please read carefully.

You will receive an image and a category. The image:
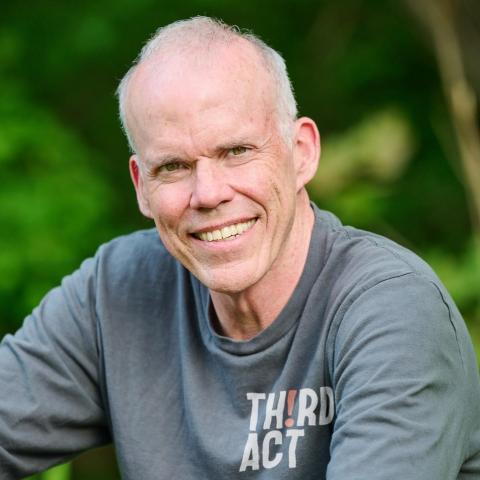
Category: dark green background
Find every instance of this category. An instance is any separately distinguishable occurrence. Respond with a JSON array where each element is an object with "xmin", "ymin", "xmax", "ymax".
[{"xmin": 1, "ymin": 1, "xmax": 478, "ymax": 478}]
